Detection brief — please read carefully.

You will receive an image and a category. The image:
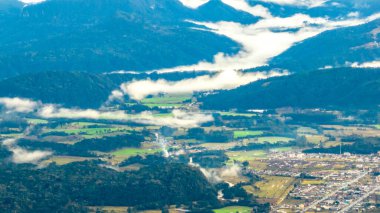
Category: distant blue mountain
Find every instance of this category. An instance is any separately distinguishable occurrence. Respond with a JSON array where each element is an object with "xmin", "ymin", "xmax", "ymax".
[
  {"xmin": 270, "ymin": 19, "xmax": 380, "ymax": 72},
  {"xmin": 0, "ymin": 0, "xmax": 260, "ymax": 79}
]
